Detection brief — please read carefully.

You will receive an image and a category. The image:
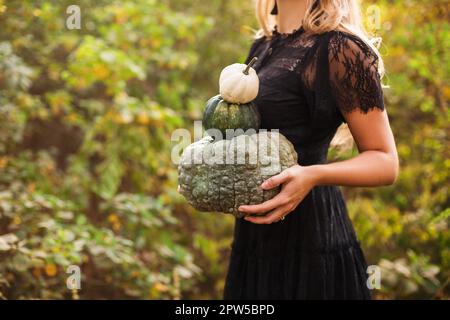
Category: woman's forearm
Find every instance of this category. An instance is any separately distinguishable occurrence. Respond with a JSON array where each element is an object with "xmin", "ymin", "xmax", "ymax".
[{"xmin": 308, "ymin": 150, "xmax": 399, "ymax": 187}]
